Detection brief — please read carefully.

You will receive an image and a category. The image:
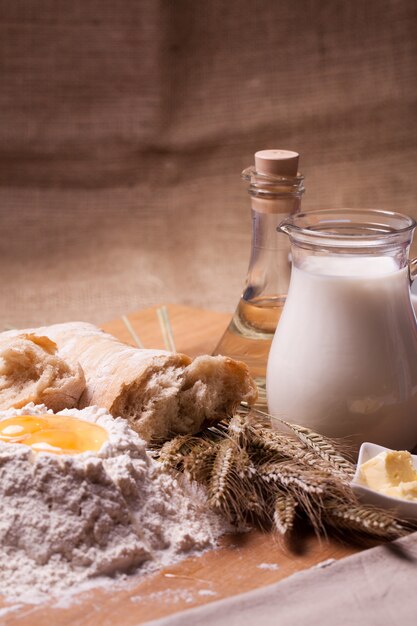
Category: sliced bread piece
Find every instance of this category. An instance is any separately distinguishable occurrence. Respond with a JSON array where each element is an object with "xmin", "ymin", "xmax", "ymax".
[{"xmin": 0, "ymin": 333, "xmax": 85, "ymax": 411}]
